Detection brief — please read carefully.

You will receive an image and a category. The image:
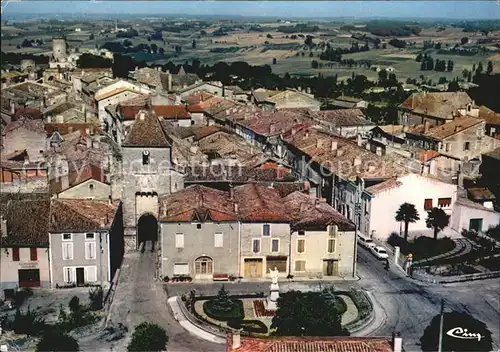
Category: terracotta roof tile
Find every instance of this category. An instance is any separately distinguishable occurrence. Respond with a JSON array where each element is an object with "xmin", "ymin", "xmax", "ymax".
[
  {"xmin": 400, "ymin": 92, "xmax": 473, "ymax": 120},
  {"xmin": 407, "ymin": 116, "xmax": 484, "ymax": 140},
  {"xmin": 313, "ymin": 109, "xmax": 374, "ymax": 127},
  {"xmin": 123, "ymin": 110, "xmax": 170, "ymax": 147},
  {"xmin": 467, "ymin": 187, "xmax": 496, "ymax": 201},
  {"xmin": 1, "ymin": 199, "xmax": 51, "ymax": 247},
  {"xmin": 49, "ymin": 199, "xmax": 119, "ymax": 233},
  {"xmin": 153, "ymin": 105, "xmax": 191, "ymax": 119},
  {"xmin": 227, "ymin": 336, "xmax": 393, "ymax": 352},
  {"xmin": 366, "ymin": 178, "xmax": 403, "ymax": 195},
  {"xmin": 95, "ymin": 87, "xmax": 133, "ymax": 101},
  {"xmin": 479, "ymin": 105, "xmax": 500, "ymax": 126}
]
